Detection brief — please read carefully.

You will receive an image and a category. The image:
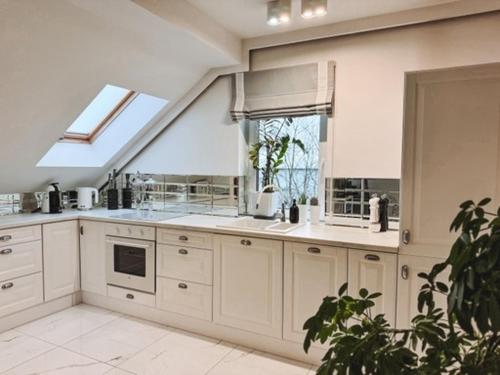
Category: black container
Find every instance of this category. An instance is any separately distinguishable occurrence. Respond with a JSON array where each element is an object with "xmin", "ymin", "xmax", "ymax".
[
  {"xmin": 49, "ymin": 182, "xmax": 62, "ymax": 214},
  {"xmin": 107, "ymin": 189, "xmax": 119, "ymax": 210},
  {"xmin": 379, "ymin": 195, "xmax": 389, "ymax": 232},
  {"xmin": 122, "ymin": 173, "xmax": 133, "ymax": 209},
  {"xmin": 289, "ymin": 199, "xmax": 299, "ymax": 224}
]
